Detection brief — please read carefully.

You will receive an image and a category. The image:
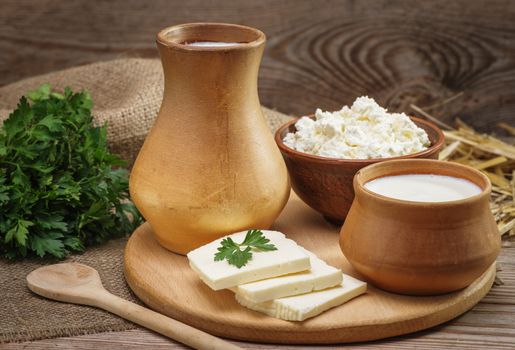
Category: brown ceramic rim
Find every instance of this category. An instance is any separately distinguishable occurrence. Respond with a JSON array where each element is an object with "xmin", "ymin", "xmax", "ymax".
[
  {"xmin": 274, "ymin": 115, "xmax": 445, "ymax": 164},
  {"xmin": 156, "ymin": 23, "xmax": 266, "ymax": 51},
  {"xmin": 355, "ymin": 158, "xmax": 491, "ymax": 207}
]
